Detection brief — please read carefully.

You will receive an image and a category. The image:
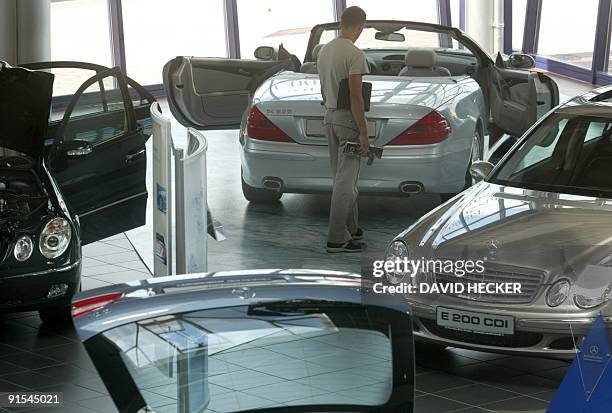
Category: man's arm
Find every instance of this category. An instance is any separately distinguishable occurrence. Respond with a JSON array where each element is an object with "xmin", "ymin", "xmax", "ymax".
[{"xmin": 348, "ymin": 73, "xmax": 369, "ymax": 155}]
